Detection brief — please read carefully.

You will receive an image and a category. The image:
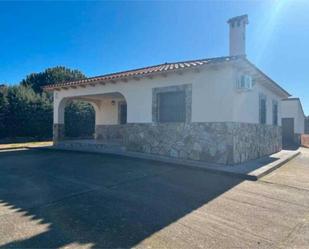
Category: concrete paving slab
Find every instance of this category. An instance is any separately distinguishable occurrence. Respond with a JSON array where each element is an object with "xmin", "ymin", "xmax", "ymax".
[
  {"xmin": 0, "ymin": 149, "xmax": 175, "ymax": 188},
  {"xmin": 279, "ymin": 216, "xmax": 309, "ymax": 249},
  {"xmin": 0, "ymin": 171, "xmax": 94, "ymax": 216},
  {"xmin": 262, "ymin": 148, "xmax": 309, "ymax": 191},
  {"xmin": 37, "ymin": 145, "xmax": 300, "ymax": 181},
  {"xmin": 0, "ymin": 148, "xmax": 308, "ymax": 248}
]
